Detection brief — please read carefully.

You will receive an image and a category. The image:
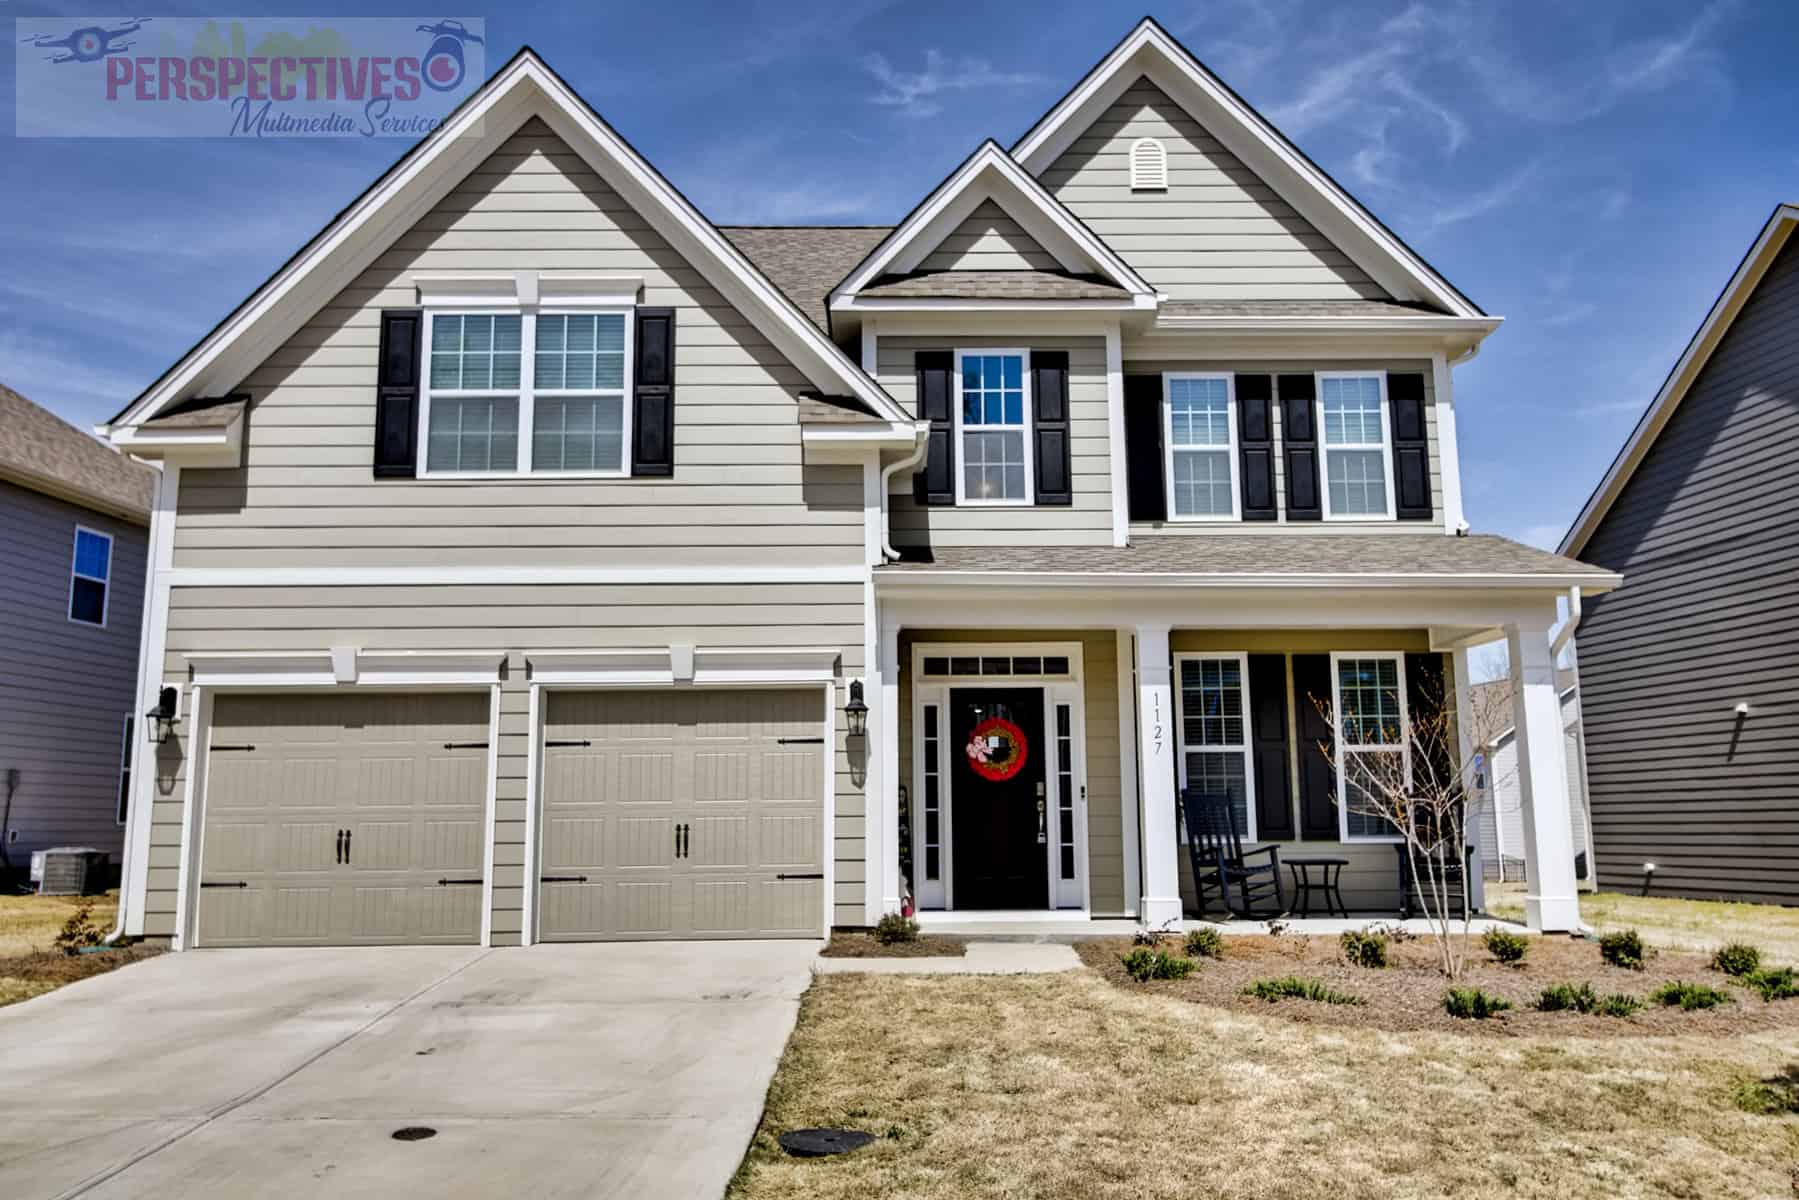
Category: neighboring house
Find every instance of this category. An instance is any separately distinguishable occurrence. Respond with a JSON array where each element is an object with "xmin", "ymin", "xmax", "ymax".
[
  {"xmin": 98, "ymin": 19, "xmax": 1614, "ymax": 949},
  {"xmin": 1562, "ymin": 204, "xmax": 1799, "ymax": 907},
  {"xmin": 1468, "ymin": 679, "xmax": 1593, "ymax": 887},
  {"xmin": 0, "ymin": 383, "xmax": 153, "ymax": 881}
]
